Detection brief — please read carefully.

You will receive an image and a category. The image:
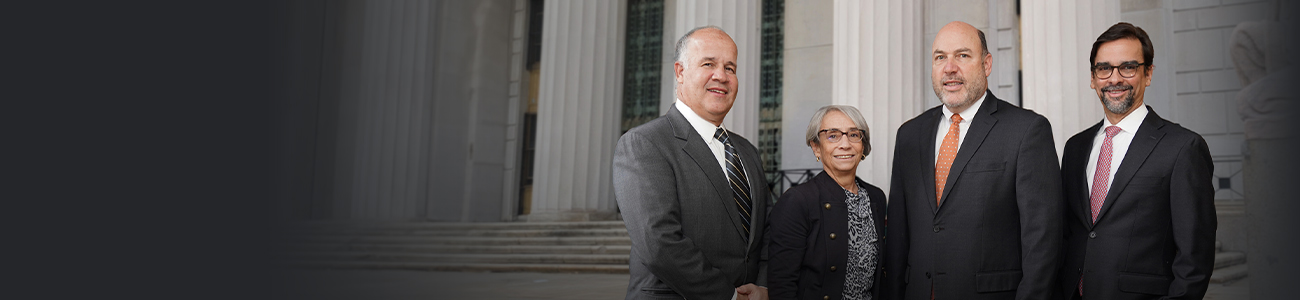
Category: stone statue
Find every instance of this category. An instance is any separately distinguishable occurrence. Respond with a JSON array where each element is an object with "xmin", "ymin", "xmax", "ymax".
[{"xmin": 1231, "ymin": 21, "xmax": 1296, "ymax": 139}]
